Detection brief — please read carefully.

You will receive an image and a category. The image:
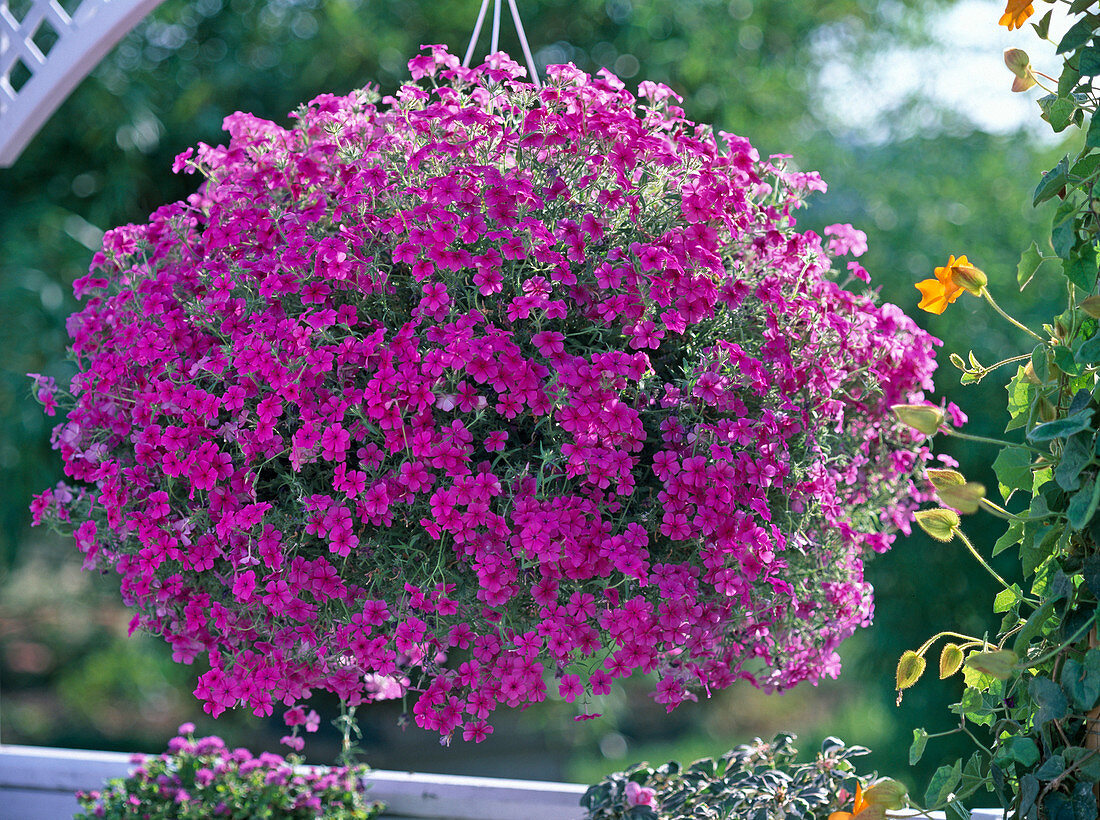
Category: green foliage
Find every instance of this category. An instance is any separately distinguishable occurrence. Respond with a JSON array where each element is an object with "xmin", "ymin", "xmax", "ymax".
[
  {"xmin": 580, "ymin": 733, "xmax": 896, "ymax": 820},
  {"xmin": 902, "ymin": 5, "xmax": 1100, "ymax": 818}
]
